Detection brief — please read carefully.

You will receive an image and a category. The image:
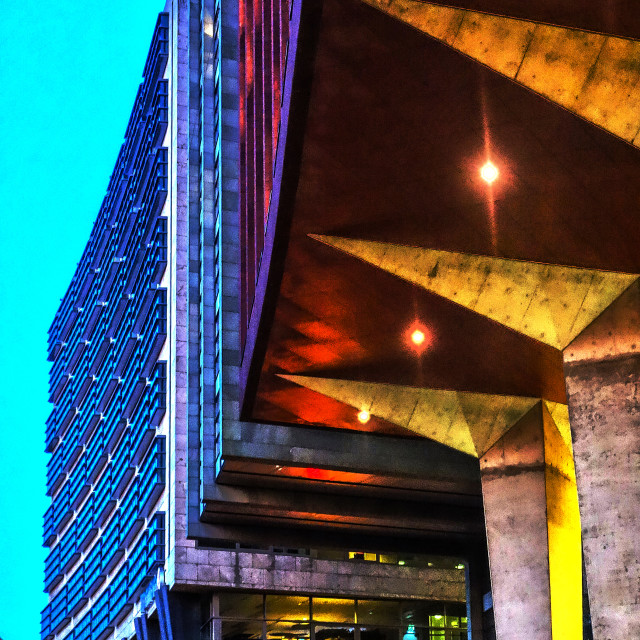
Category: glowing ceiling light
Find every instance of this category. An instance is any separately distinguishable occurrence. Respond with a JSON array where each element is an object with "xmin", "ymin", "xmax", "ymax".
[
  {"xmin": 411, "ymin": 329, "xmax": 426, "ymax": 345},
  {"xmin": 357, "ymin": 409, "xmax": 371, "ymax": 424},
  {"xmin": 480, "ymin": 161, "xmax": 499, "ymax": 184}
]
